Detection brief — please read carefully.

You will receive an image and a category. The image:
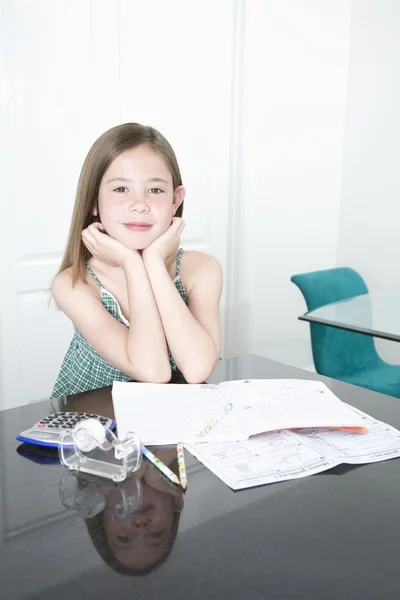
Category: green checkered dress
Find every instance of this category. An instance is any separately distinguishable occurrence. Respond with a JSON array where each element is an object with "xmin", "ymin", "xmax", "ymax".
[{"xmin": 50, "ymin": 249, "xmax": 188, "ymax": 398}]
